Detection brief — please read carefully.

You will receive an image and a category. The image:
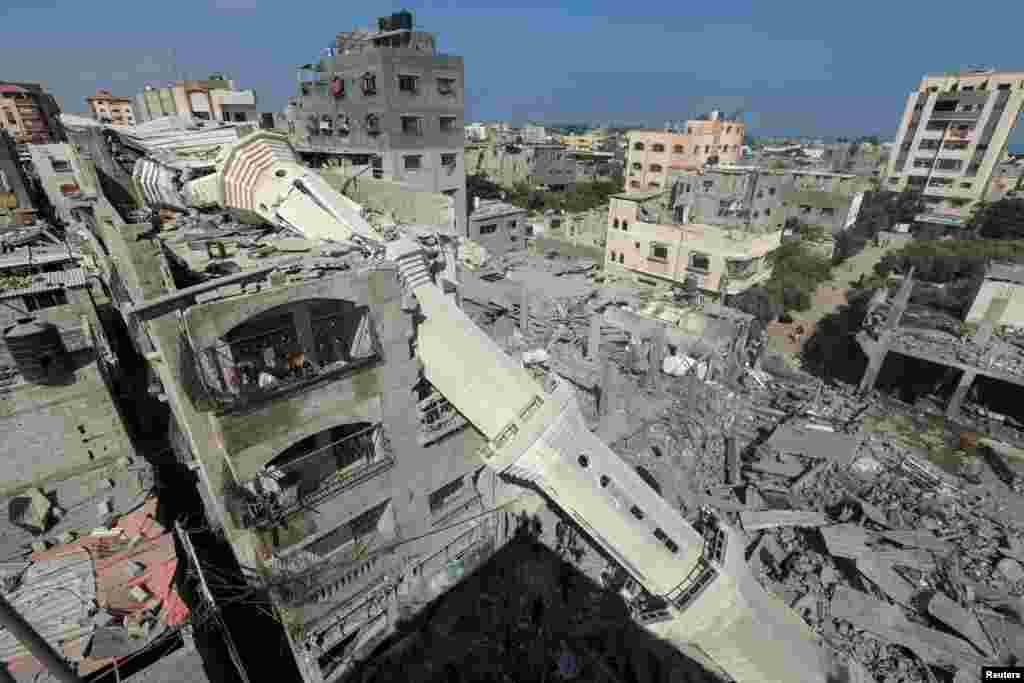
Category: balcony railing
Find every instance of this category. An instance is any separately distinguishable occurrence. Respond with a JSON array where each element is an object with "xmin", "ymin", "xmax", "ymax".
[
  {"xmin": 929, "ymin": 110, "xmax": 981, "ymax": 122},
  {"xmin": 242, "ymin": 424, "xmax": 395, "ymax": 531},
  {"xmin": 193, "ymin": 332, "xmax": 380, "ymax": 411}
]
